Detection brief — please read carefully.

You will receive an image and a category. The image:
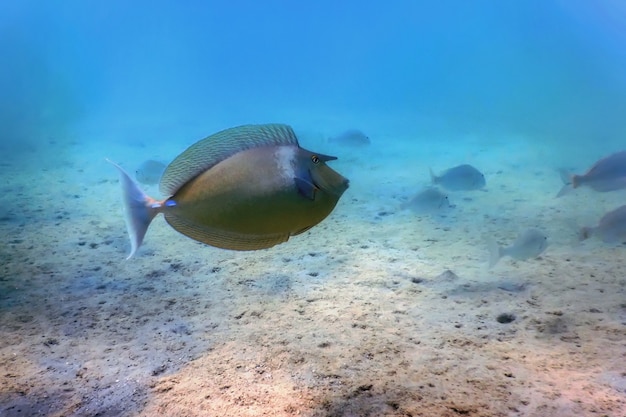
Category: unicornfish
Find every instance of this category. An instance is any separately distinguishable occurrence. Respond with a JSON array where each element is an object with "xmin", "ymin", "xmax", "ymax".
[
  {"xmin": 328, "ymin": 129, "xmax": 371, "ymax": 147},
  {"xmin": 401, "ymin": 187, "xmax": 451, "ymax": 216},
  {"xmin": 135, "ymin": 159, "xmax": 167, "ymax": 185},
  {"xmin": 430, "ymin": 164, "xmax": 486, "ymax": 191},
  {"xmin": 557, "ymin": 150, "xmax": 626, "ymax": 197},
  {"xmin": 488, "ymin": 229, "xmax": 548, "ymax": 267},
  {"xmin": 108, "ymin": 124, "xmax": 349, "ymax": 258},
  {"xmin": 580, "ymin": 205, "xmax": 626, "ymax": 243}
]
